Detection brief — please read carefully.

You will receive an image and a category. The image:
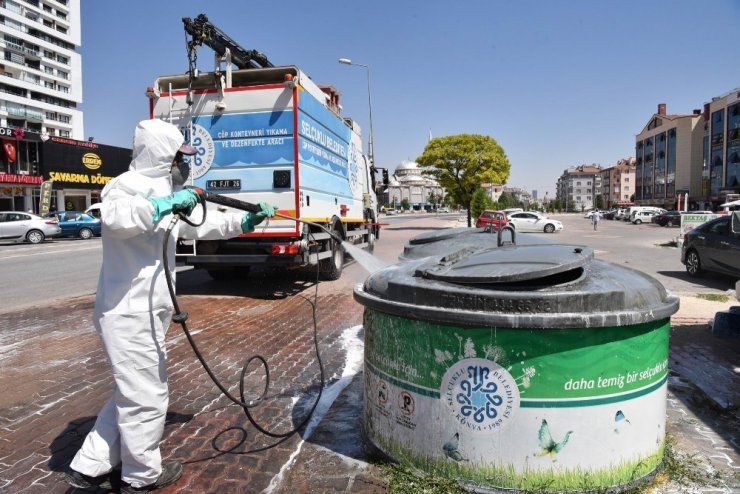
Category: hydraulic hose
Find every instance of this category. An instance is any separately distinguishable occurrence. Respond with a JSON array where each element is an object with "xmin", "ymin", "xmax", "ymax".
[{"xmin": 162, "ymin": 194, "xmax": 332, "ymax": 439}]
